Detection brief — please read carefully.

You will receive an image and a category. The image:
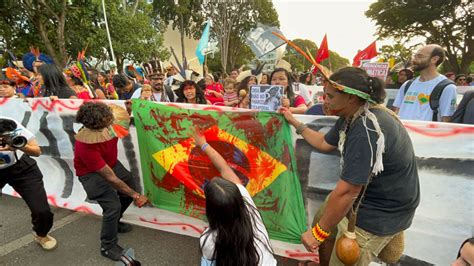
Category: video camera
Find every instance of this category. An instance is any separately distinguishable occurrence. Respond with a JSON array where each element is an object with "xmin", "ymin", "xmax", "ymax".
[{"xmin": 0, "ymin": 130, "xmax": 27, "ymax": 149}]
